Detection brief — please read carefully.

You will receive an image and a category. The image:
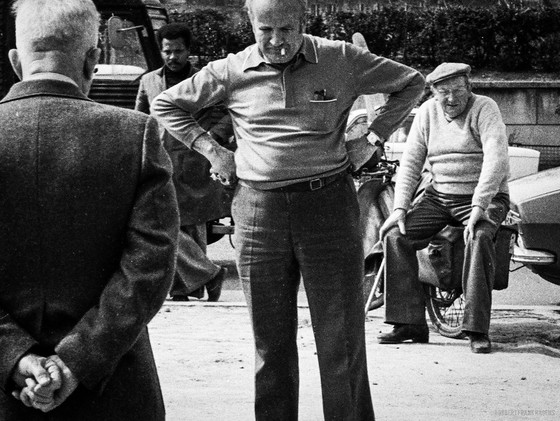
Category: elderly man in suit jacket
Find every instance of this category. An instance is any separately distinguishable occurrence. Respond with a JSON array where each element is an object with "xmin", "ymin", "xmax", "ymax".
[
  {"xmin": 0, "ymin": 0, "xmax": 179, "ymax": 419},
  {"xmin": 136, "ymin": 22, "xmax": 231, "ymax": 302}
]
